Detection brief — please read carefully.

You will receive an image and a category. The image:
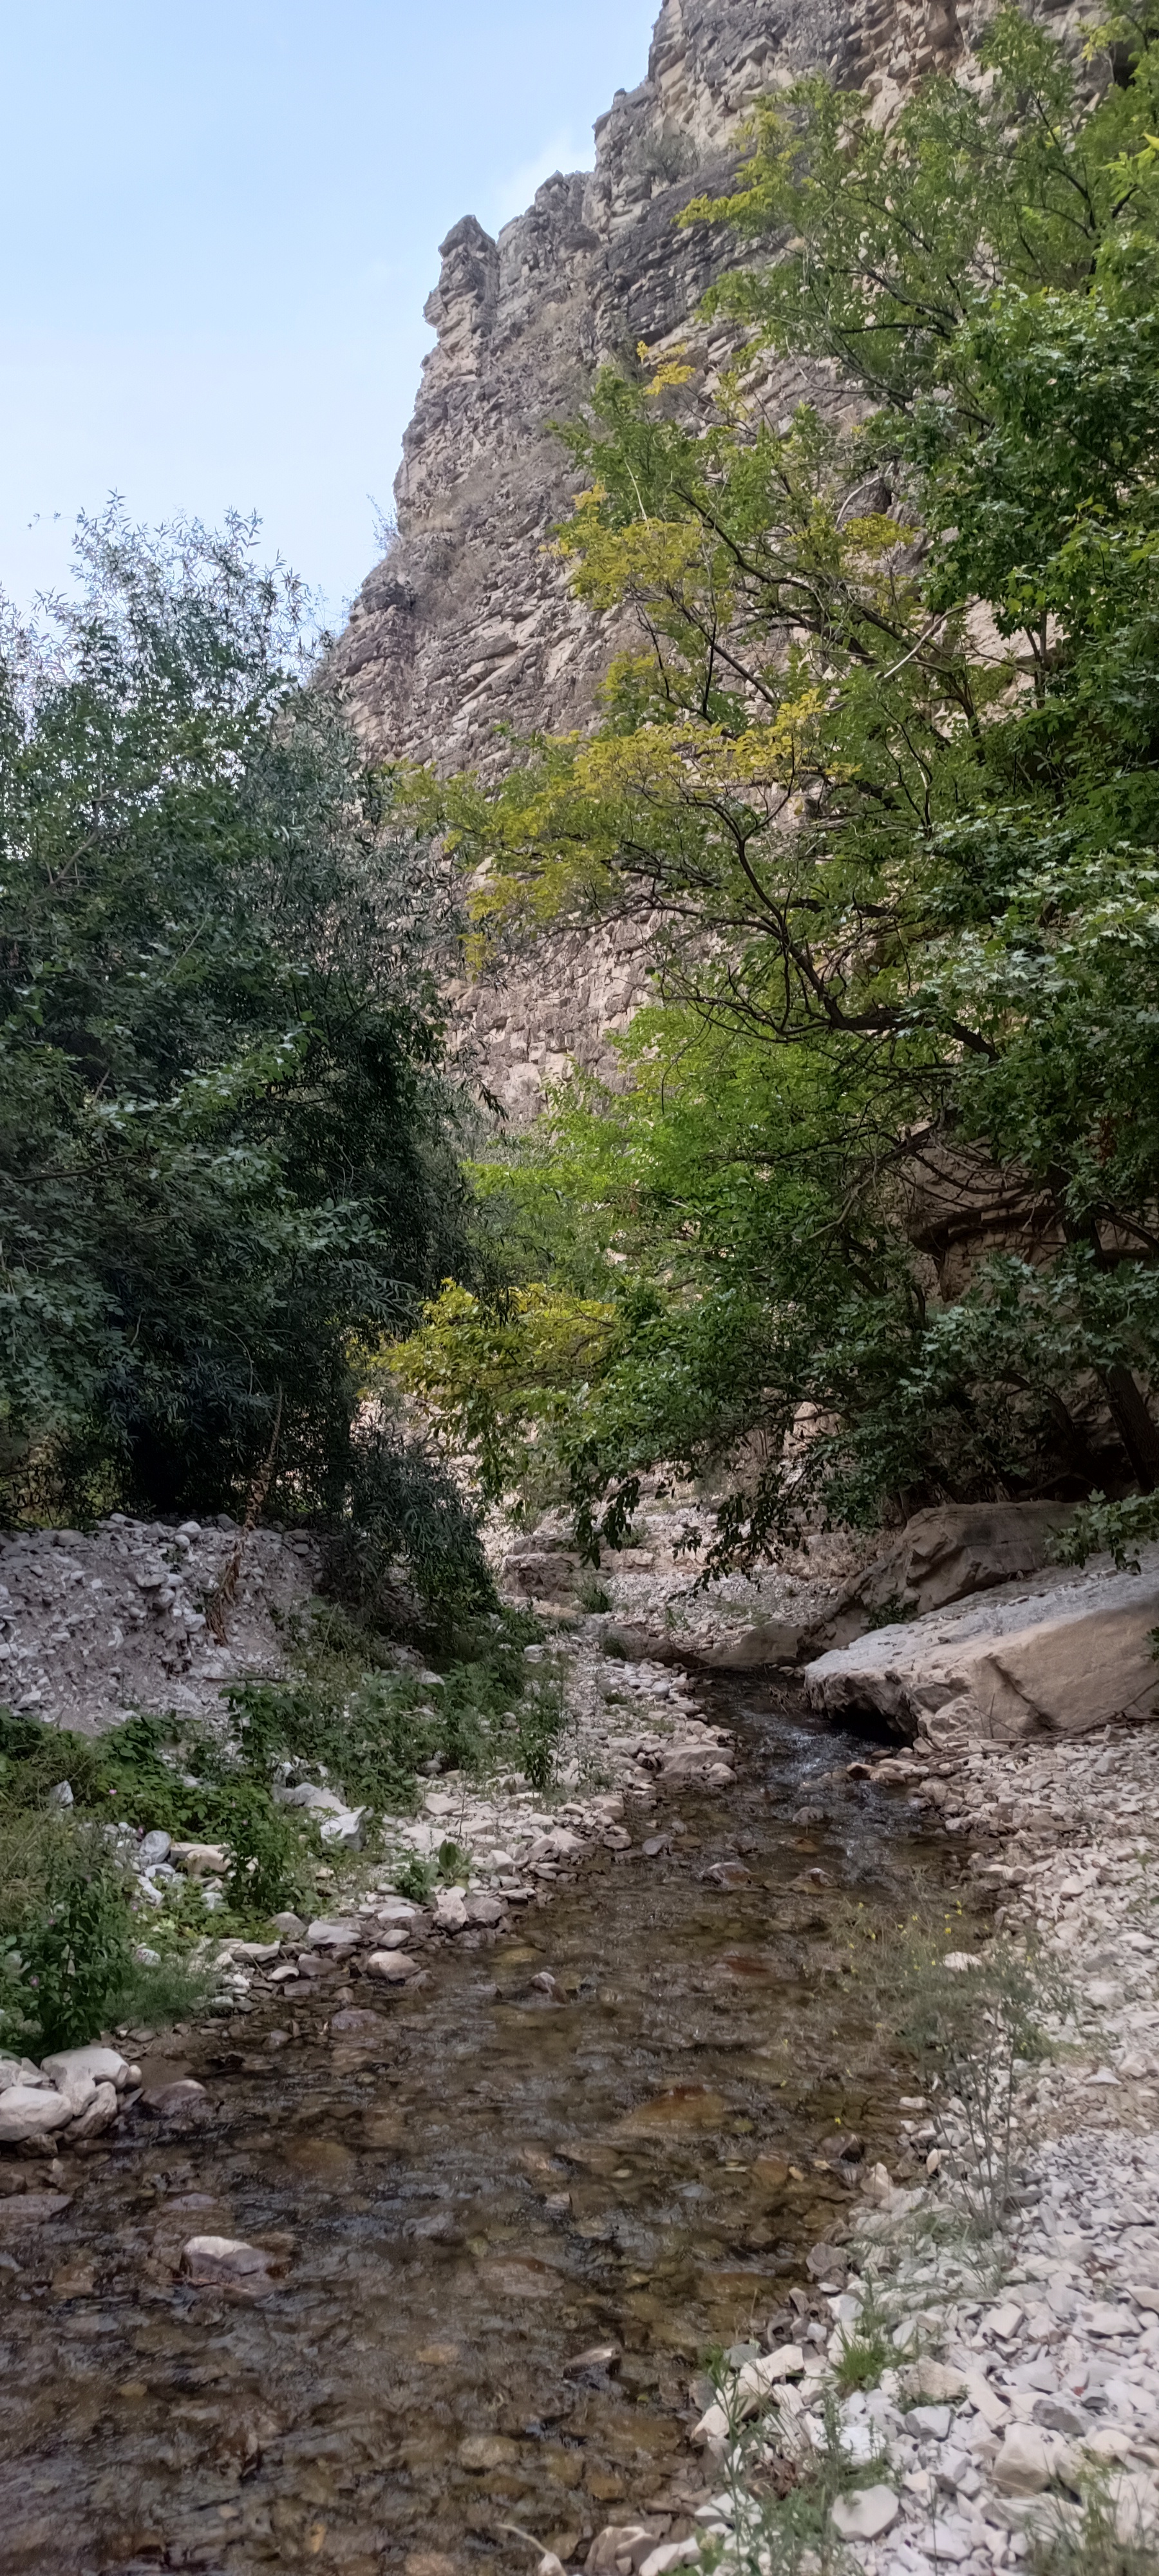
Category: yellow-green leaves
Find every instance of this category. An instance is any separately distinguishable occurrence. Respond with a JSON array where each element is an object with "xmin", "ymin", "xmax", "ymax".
[{"xmin": 390, "ymin": 1280, "xmax": 619, "ymax": 1507}]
